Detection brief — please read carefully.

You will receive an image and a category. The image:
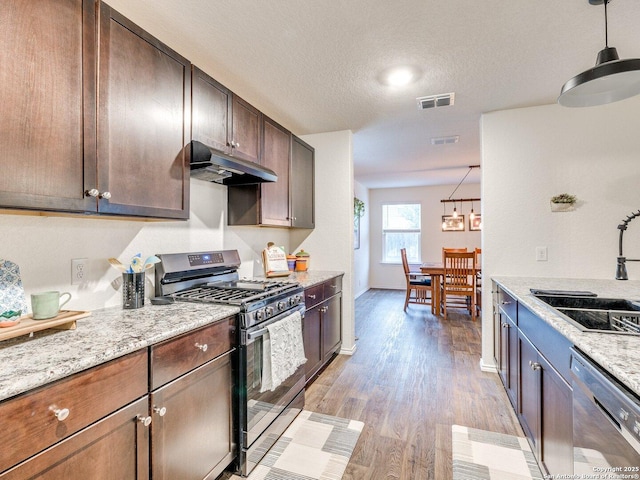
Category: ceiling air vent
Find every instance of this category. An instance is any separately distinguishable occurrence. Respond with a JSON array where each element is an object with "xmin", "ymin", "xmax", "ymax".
[
  {"xmin": 431, "ymin": 135, "xmax": 459, "ymax": 145},
  {"xmin": 417, "ymin": 92, "xmax": 455, "ymax": 110}
]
